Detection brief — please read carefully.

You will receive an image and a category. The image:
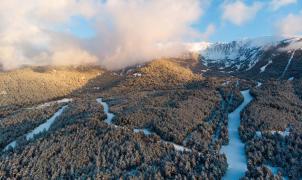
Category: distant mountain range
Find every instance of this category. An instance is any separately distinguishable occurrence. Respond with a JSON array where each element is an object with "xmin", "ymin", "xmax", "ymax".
[{"xmin": 187, "ymin": 36, "xmax": 302, "ymax": 80}]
